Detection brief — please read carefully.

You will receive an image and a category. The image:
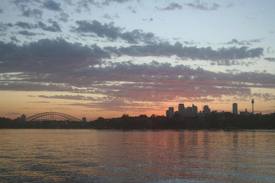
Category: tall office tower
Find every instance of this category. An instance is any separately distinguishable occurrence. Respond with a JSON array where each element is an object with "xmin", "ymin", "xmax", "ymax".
[
  {"xmin": 192, "ymin": 104, "xmax": 198, "ymax": 114},
  {"xmin": 166, "ymin": 107, "xmax": 174, "ymax": 119},
  {"xmin": 232, "ymin": 103, "xmax": 238, "ymax": 114},
  {"xmin": 178, "ymin": 103, "xmax": 185, "ymax": 113},
  {"xmin": 203, "ymin": 105, "xmax": 211, "ymax": 114}
]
